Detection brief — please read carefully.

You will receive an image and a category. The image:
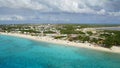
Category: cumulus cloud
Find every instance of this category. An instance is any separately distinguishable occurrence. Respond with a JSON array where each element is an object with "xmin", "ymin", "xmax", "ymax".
[
  {"xmin": 0, "ymin": 0, "xmax": 120, "ymax": 16},
  {"xmin": 97, "ymin": 9, "xmax": 106, "ymax": 15},
  {"xmin": 108, "ymin": 12, "xmax": 120, "ymax": 16},
  {"xmin": 0, "ymin": 0, "xmax": 48, "ymax": 10},
  {"xmin": 0, "ymin": 15, "xmax": 25, "ymax": 21}
]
